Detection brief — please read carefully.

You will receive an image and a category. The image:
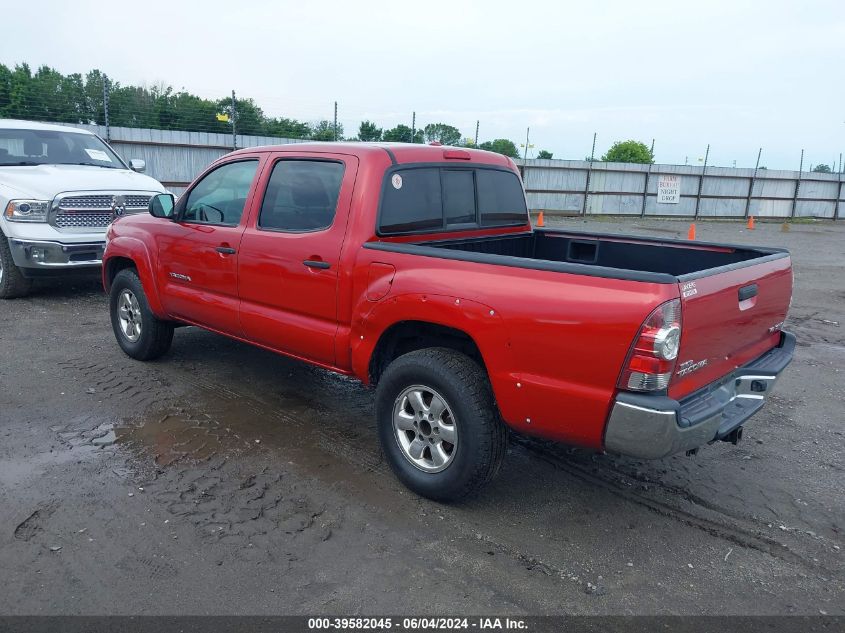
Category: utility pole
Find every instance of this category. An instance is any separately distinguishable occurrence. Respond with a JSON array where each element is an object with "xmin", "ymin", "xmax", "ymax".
[
  {"xmin": 411, "ymin": 111, "xmax": 416, "ymax": 143},
  {"xmin": 642, "ymin": 137, "xmax": 655, "ymax": 218},
  {"xmin": 523, "ymin": 127, "xmax": 530, "ymax": 160},
  {"xmin": 584, "ymin": 132, "xmax": 597, "ymax": 215},
  {"xmin": 333, "ymin": 101, "xmax": 338, "ymax": 141},
  {"xmin": 836, "ymin": 152, "xmax": 843, "ymax": 220},
  {"xmin": 745, "ymin": 147, "xmax": 762, "ymax": 218},
  {"xmin": 102, "ymin": 75, "xmax": 110, "ymax": 142},
  {"xmin": 474, "ymin": 120, "xmax": 479, "ymax": 147},
  {"xmin": 694, "ymin": 144, "xmax": 710, "ymax": 219},
  {"xmin": 792, "ymin": 149, "xmax": 804, "ymax": 218},
  {"xmin": 231, "ymin": 90, "xmax": 237, "ymax": 150}
]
